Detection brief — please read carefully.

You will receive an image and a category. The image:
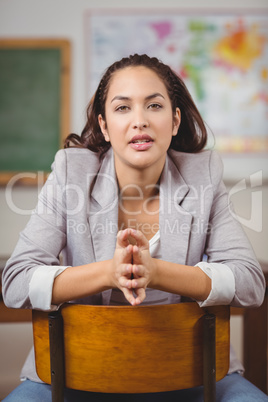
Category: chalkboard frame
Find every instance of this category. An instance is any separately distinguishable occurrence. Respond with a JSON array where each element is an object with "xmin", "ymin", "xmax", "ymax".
[{"xmin": 0, "ymin": 39, "xmax": 70, "ymax": 185}]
